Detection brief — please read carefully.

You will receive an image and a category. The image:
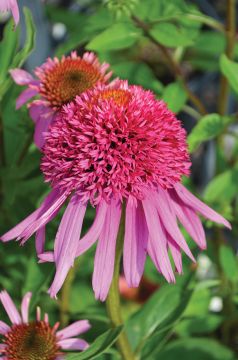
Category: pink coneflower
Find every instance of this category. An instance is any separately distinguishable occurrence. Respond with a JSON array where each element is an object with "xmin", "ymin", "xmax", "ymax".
[
  {"xmin": 10, "ymin": 52, "xmax": 112, "ymax": 148},
  {"xmin": 1, "ymin": 81, "xmax": 231, "ymax": 301},
  {"xmin": 0, "ymin": 290, "xmax": 90, "ymax": 359},
  {"xmin": 0, "ymin": 0, "xmax": 19, "ymax": 26}
]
